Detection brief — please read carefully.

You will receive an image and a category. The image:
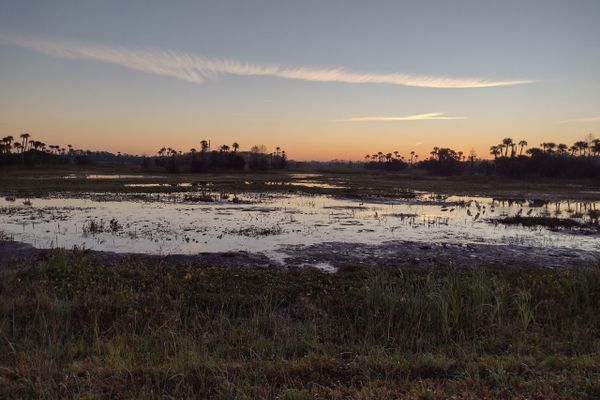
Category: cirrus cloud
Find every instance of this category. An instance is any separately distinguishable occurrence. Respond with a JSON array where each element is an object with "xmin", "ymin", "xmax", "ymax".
[
  {"xmin": 339, "ymin": 112, "xmax": 466, "ymax": 122},
  {"xmin": 0, "ymin": 34, "xmax": 534, "ymax": 89},
  {"xmin": 559, "ymin": 116, "xmax": 600, "ymax": 123}
]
